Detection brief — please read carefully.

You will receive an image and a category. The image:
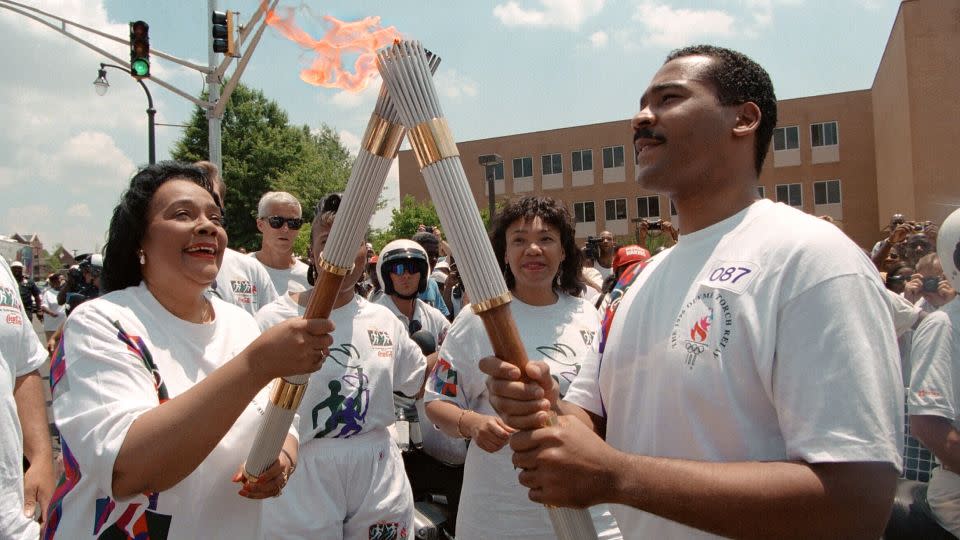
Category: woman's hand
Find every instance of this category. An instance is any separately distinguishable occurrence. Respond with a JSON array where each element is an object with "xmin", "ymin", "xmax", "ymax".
[
  {"xmin": 464, "ymin": 411, "xmax": 516, "ymax": 453},
  {"xmin": 247, "ymin": 318, "xmax": 335, "ymax": 381},
  {"xmin": 233, "ymin": 459, "xmax": 286, "ymax": 499}
]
